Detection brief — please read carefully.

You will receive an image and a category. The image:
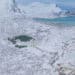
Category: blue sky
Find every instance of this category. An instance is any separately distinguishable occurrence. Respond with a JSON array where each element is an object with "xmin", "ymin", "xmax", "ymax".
[{"xmin": 17, "ymin": 0, "xmax": 75, "ymax": 8}]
